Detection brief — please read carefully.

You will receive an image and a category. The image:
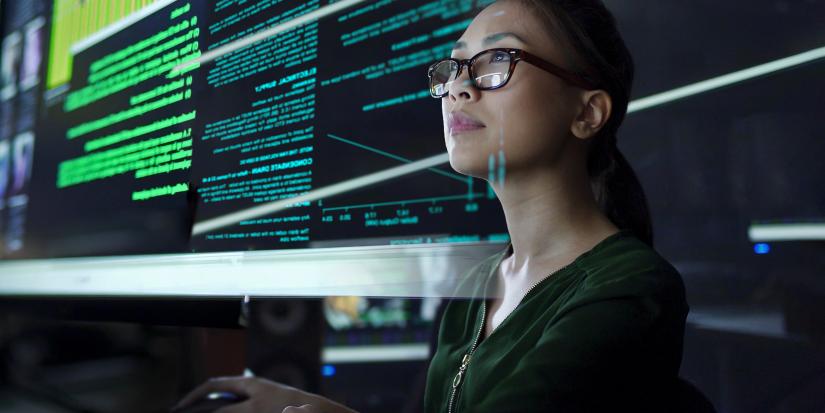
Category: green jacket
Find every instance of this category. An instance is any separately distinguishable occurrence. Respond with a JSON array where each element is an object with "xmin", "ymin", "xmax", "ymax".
[{"xmin": 424, "ymin": 230, "xmax": 688, "ymax": 412}]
